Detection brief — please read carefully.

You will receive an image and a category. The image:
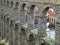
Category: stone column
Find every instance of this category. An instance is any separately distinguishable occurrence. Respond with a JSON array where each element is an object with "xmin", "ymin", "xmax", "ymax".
[
  {"xmin": 3, "ymin": 13, "xmax": 8, "ymax": 39},
  {"xmin": 13, "ymin": 21, "xmax": 20, "ymax": 45},
  {"xmin": 9, "ymin": 18, "xmax": 15, "ymax": 45},
  {"xmin": 18, "ymin": 24, "xmax": 21, "ymax": 45},
  {"xmin": 38, "ymin": 15, "xmax": 46, "ymax": 44},
  {"xmin": 5, "ymin": 16, "xmax": 10, "ymax": 42},
  {"xmin": 39, "ymin": 15, "xmax": 46, "ymax": 36}
]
